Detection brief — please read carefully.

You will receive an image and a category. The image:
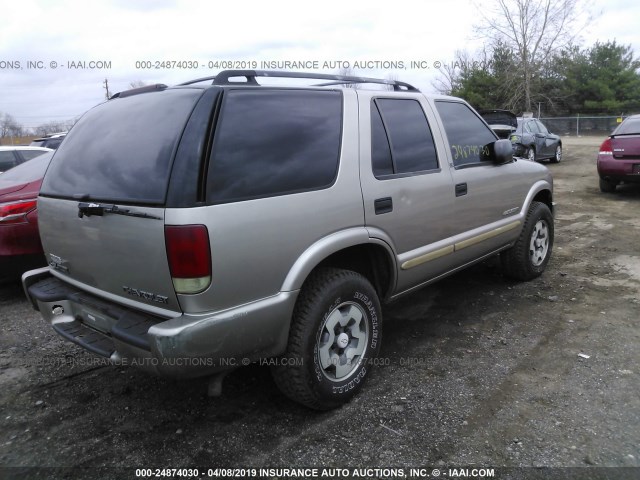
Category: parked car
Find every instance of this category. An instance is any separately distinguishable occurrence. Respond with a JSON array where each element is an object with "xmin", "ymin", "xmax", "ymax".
[
  {"xmin": 0, "ymin": 146, "xmax": 52, "ymax": 174},
  {"xmin": 23, "ymin": 70, "xmax": 554, "ymax": 410},
  {"xmin": 480, "ymin": 112, "xmax": 561, "ymax": 163},
  {"xmin": 597, "ymin": 114, "xmax": 640, "ymax": 192},
  {"xmin": 479, "ymin": 109, "xmax": 518, "ymax": 140},
  {"xmin": 30, "ymin": 132, "xmax": 67, "ymax": 150},
  {"xmin": 0, "ymin": 152, "xmax": 52, "ymax": 281},
  {"xmin": 512, "ymin": 117, "xmax": 562, "ymax": 163}
]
